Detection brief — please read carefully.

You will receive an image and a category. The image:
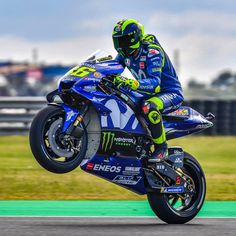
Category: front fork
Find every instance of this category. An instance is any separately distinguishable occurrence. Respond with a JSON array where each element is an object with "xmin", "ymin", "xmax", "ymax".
[
  {"xmin": 48, "ymin": 103, "xmax": 88, "ymax": 135},
  {"xmin": 64, "ymin": 105, "xmax": 89, "ymax": 137}
]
